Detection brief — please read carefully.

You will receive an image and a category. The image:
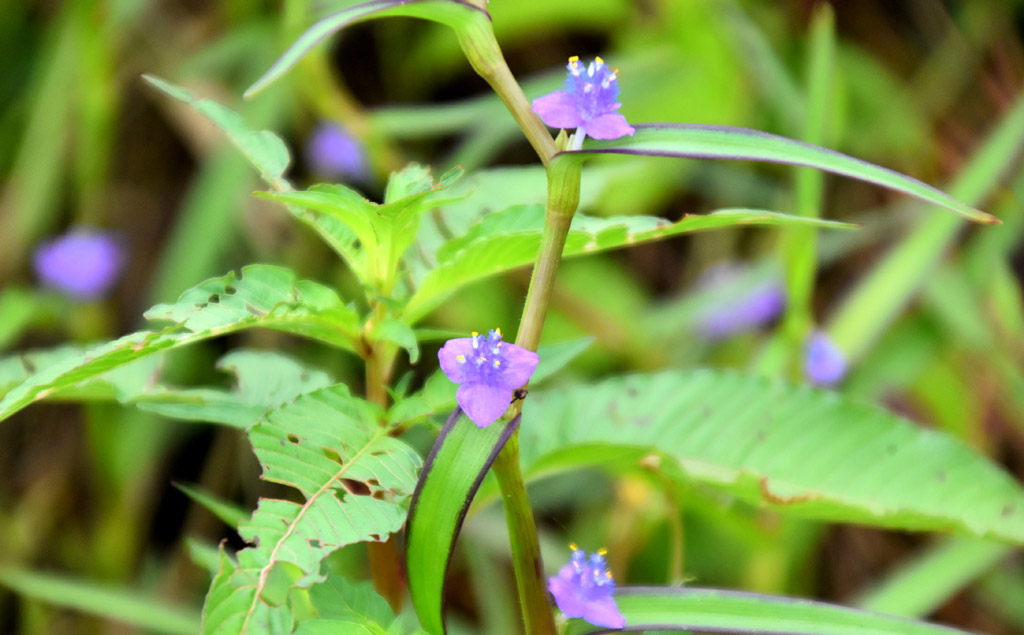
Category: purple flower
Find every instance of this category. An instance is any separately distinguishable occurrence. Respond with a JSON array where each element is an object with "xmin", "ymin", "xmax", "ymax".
[
  {"xmin": 438, "ymin": 328, "xmax": 539, "ymax": 428},
  {"xmin": 805, "ymin": 331, "xmax": 846, "ymax": 386},
  {"xmin": 694, "ymin": 265, "xmax": 786, "ymax": 339},
  {"xmin": 548, "ymin": 544, "xmax": 625, "ymax": 629},
  {"xmin": 305, "ymin": 121, "xmax": 369, "ymax": 182},
  {"xmin": 532, "ymin": 56, "xmax": 635, "ymax": 142},
  {"xmin": 33, "ymin": 228, "xmax": 124, "ymax": 301}
]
